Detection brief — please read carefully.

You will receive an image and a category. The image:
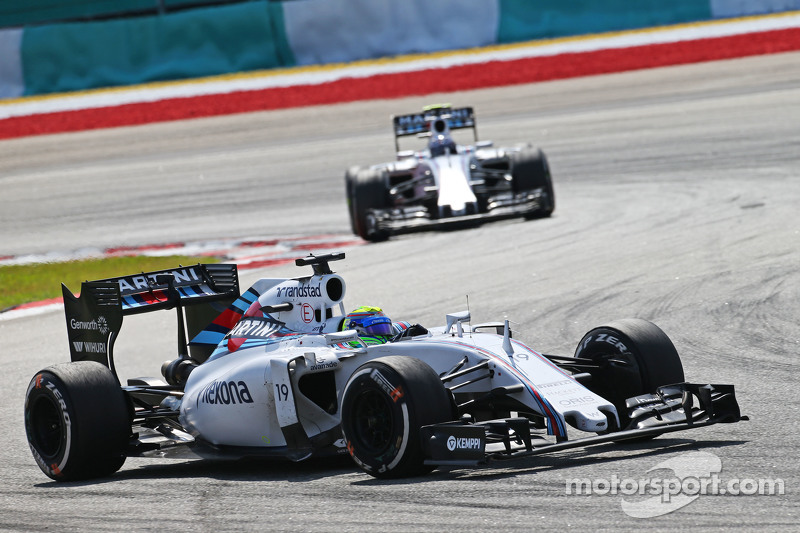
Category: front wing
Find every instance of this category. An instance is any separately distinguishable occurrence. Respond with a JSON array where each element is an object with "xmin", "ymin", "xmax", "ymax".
[
  {"xmin": 421, "ymin": 382, "xmax": 745, "ymax": 466},
  {"xmin": 369, "ymin": 189, "xmax": 548, "ymax": 237}
]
